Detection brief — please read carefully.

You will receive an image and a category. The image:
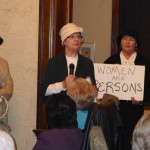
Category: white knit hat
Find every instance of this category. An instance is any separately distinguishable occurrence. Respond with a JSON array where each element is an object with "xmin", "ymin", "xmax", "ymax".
[{"xmin": 59, "ymin": 23, "xmax": 84, "ymax": 45}]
